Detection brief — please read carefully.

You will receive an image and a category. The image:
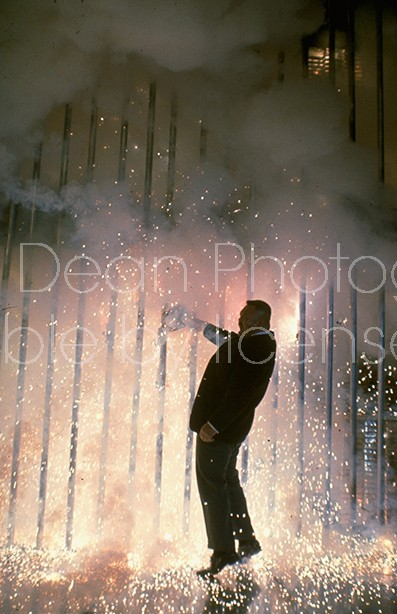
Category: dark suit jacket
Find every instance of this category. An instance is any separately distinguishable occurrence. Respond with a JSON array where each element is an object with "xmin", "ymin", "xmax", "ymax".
[{"xmin": 189, "ymin": 324, "xmax": 276, "ymax": 443}]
